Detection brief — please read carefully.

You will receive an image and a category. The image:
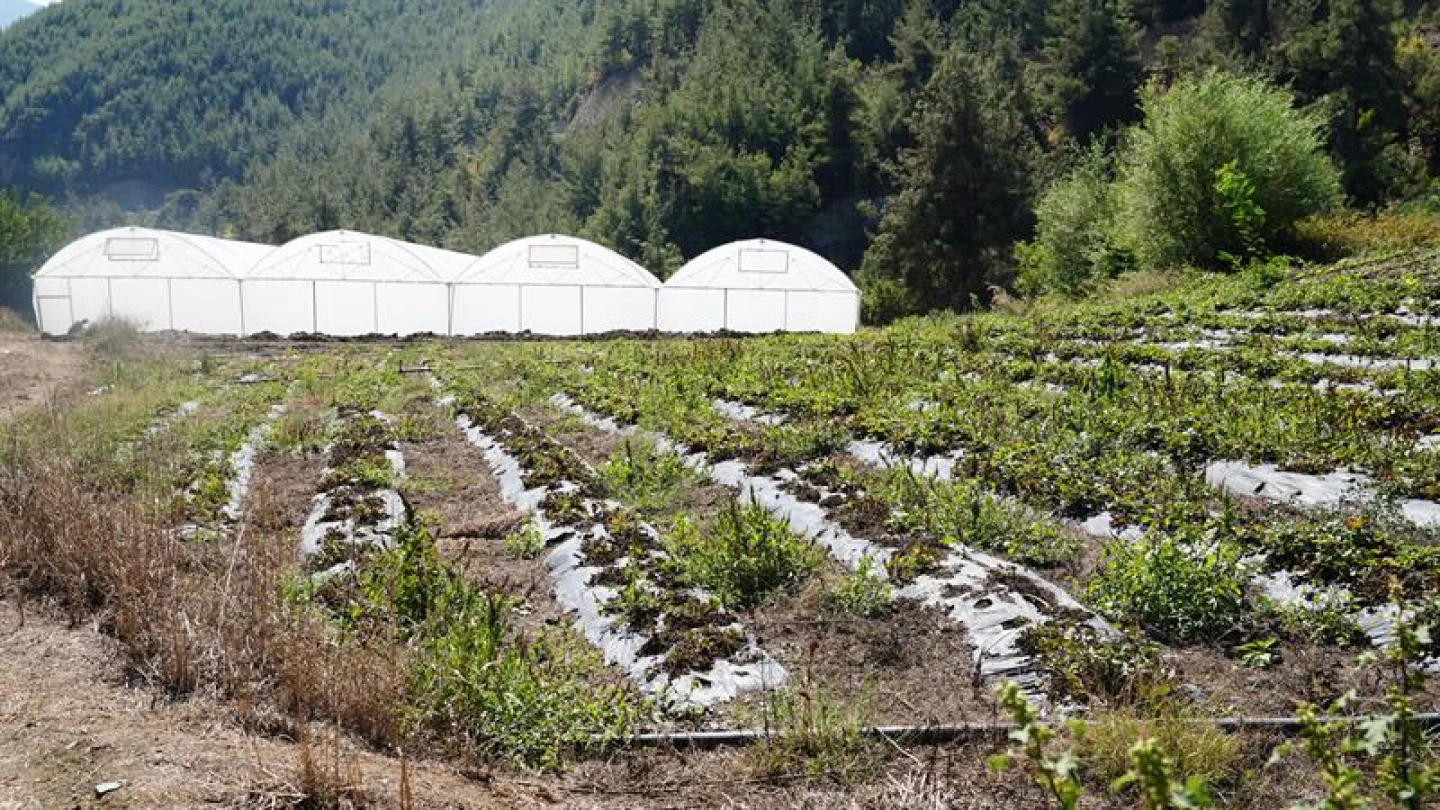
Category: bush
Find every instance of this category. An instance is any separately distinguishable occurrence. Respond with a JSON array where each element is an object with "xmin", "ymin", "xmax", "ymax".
[
  {"xmin": 1087, "ymin": 531, "xmax": 1251, "ymax": 644},
  {"xmin": 1021, "ymin": 620, "xmax": 1171, "ymax": 705},
  {"xmin": 1117, "ymin": 71, "xmax": 1342, "ymax": 271},
  {"xmin": 662, "ymin": 501, "xmax": 821, "ymax": 609},
  {"xmin": 1017, "ymin": 147, "xmax": 1132, "ymax": 296},
  {"xmin": 824, "ymin": 555, "xmax": 892, "ymax": 619}
]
